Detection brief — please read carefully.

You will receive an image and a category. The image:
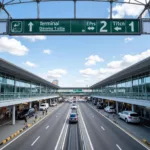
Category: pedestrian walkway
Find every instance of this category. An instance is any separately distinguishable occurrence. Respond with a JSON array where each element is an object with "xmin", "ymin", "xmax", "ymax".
[
  {"xmin": 0, "ymin": 105, "xmax": 60, "ymax": 143},
  {"xmin": 90, "ymin": 103, "xmax": 150, "ymax": 143}
]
